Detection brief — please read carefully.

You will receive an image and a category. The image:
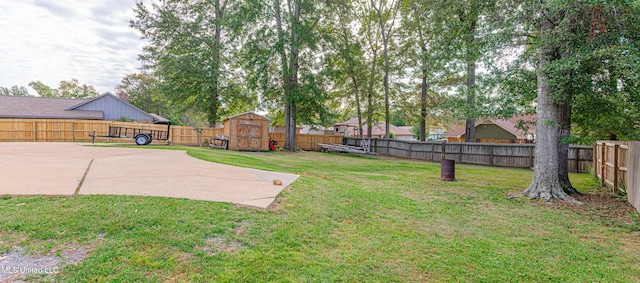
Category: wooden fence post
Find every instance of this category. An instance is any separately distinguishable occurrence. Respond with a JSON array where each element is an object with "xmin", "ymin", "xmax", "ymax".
[
  {"xmin": 441, "ymin": 141, "xmax": 446, "ymax": 160},
  {"xmin": 614, "ymin": 144, "xmax": 619, "ymax": 192},
  {"xmin": 490, "ymin": 144, "xmax": 494, "ymax": 166},
  {"xmin": 33, "ymin": 121, "xmax": 36, "ymax": 142},
  {"xmin": 386, "ymin": 139, "xmax": 390, "ymax": 155},
  {"xmin": 459, "ymin": 144, "xmax": 463, "ymax": 163},
  {"xmin": 601, "ymin": 142, "xmax": 606, "ymax": 187},
  {"xmin": 529, "ymin": 146, "xmax": 534, "ymax": 168},
  {"xmin": 593, "ymin": 143, "xmax": 597, "ymax": 178},
  {"xmin": 574, "ymin": 148, "xmax": 580, "ymax": 173},
  {"xmin": 431, "ymin": 143, "xmax": 435, "ymax": 161}
]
